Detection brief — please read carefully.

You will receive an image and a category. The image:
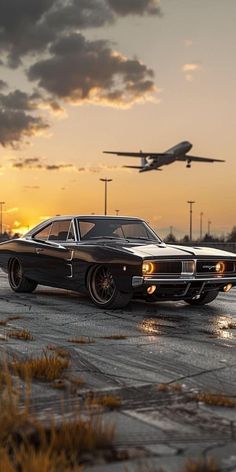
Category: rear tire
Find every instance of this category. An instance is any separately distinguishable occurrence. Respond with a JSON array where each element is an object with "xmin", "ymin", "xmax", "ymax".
[
  {"xmin": 88, "ymin": 265, "xmax": 132, "ymax": 309},
  {"xmin": 8, "ymin": 258, "xmax": 38, "ymax": 293},
  {"xmin": 184, "ymin": 290, "xmax": 218, "ymax": 306}
]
